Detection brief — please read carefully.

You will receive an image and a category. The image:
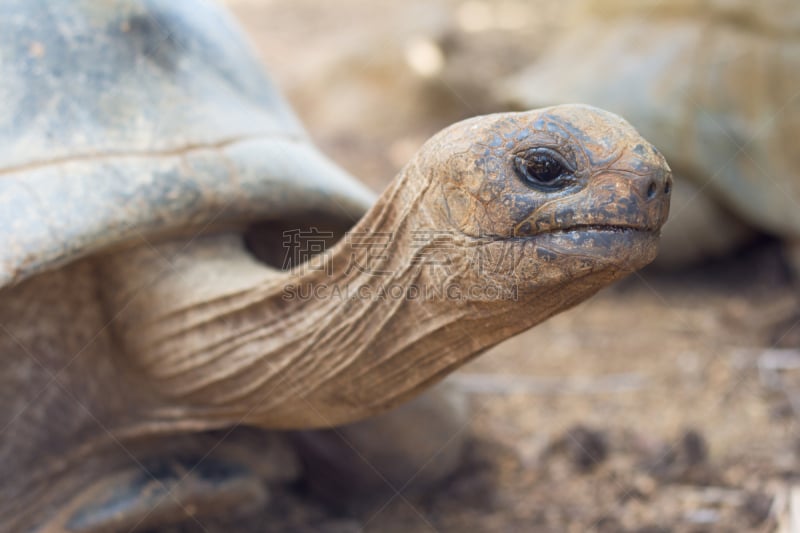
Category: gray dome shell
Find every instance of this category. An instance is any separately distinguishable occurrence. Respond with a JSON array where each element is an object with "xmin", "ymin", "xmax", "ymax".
[{"xmin": 0, "ymin": 0, "xmax": 375, "ymax": 288}]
